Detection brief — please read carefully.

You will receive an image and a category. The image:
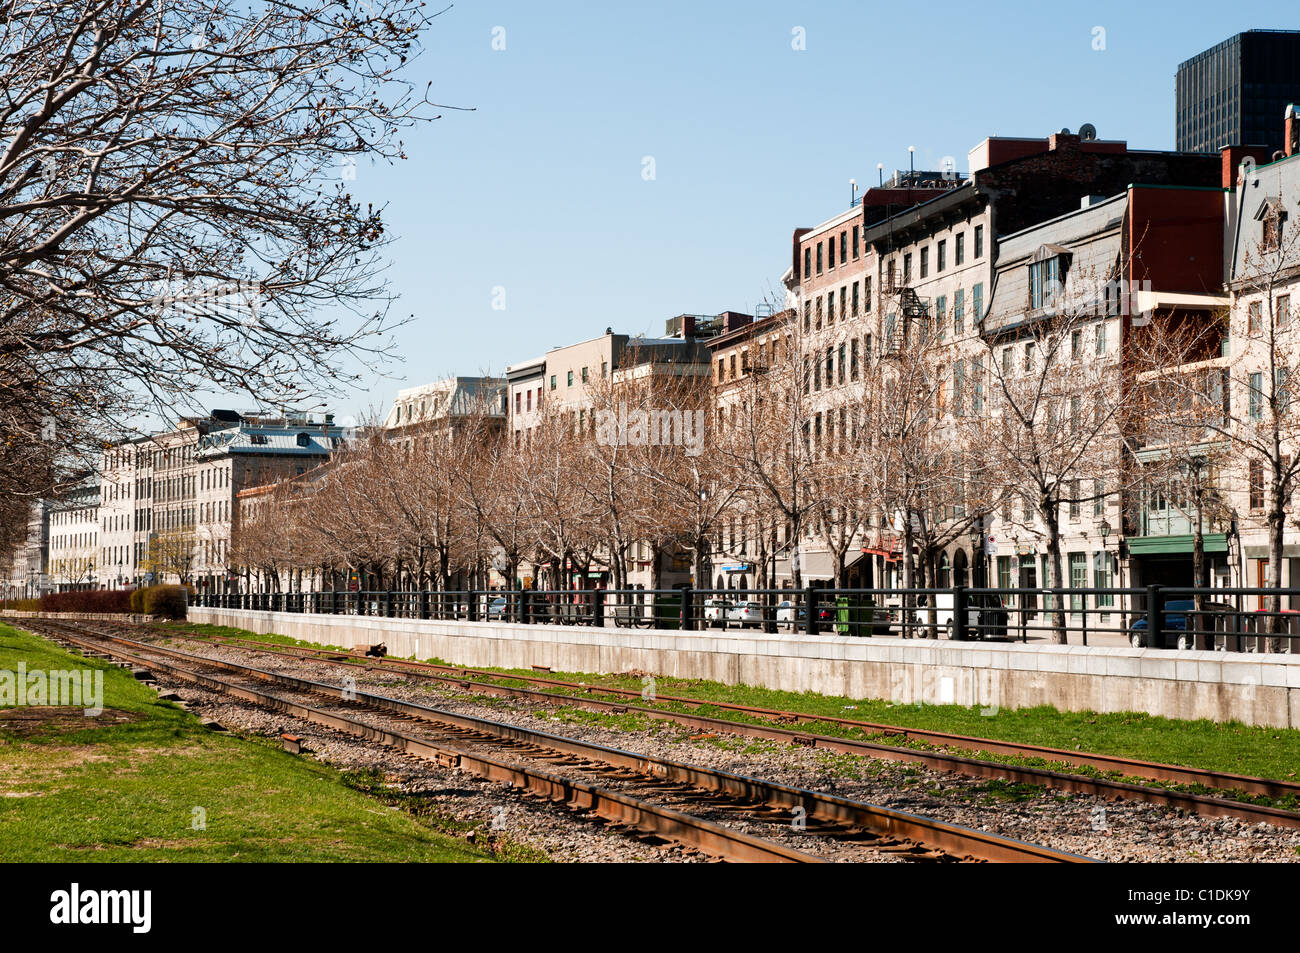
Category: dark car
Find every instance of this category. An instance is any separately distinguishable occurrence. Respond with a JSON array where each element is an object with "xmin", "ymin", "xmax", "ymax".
[
  {"xmin": 1129, "ymin": 599, "xmax": 1234, "ymax": 650},
  {"xmin": 935, "ymin": 591, "xmax": 1008, "ymax": 640}
]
